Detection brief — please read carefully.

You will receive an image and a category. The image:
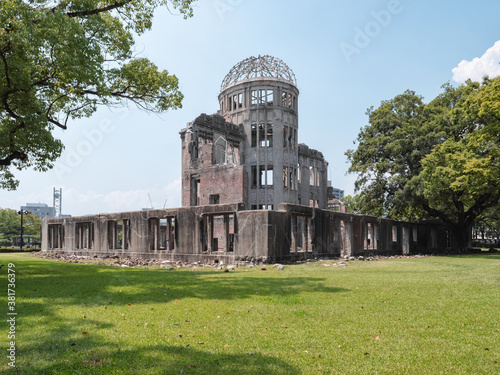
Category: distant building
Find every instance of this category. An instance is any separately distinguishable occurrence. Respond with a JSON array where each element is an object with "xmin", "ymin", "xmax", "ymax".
[
  {"xmin": 21, "ymin": 203, "xmax": 55, "ymax": 218},
  {"xmin": 330, "ymin": 187, "xmax": 344, "ymax": 200},
  {"xmin": 327, "ymin": 185, "xmax": 346, "ymax": 213},
  {"xmin": 21, "ymin": 201, "xmax": 71, "ymax": 219}
]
